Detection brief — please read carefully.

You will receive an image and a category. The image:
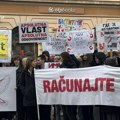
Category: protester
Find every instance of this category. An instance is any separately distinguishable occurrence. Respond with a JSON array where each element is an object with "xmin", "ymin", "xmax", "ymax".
[
  {"xmin": 35, "ymin": 55, "xmax": 43, "ymax": 69},
  {"xmin": 70, "ymin": 54, "xmax": 81, "ymax": 68},
  {"xmin": 99, "ymin": 57, "xmax": 120, "ymax": 120},
  {"xmin": 60, "ymin": 52, "xmax": 77, "ymax": 120},
  {"xmin": 12, "ymin": 55, "xmax": 25, "ymax": 120},
  {"xmin": 94, "ymin": 52, "xmax": 106, "ymax": 66},
  {"xmin": 80, "ymin": 54, "xmax": 92, "ymax": 68},
  {"xmin": 94, "ymin": 52, "xmax": 107, "ymax": 120},
  {"xmin": 54, "ymin": 55, "xmax": 60, "ymax": 62},
  {"xmin": 78, "ymin": 54, "xmax": 94, "ymax": 120},
  {"xmin": 36, "ymin": 54, "xmax": 52, "ymax": 120},
  {"xmin": 19, "ymin": 56, "xmax": 38, "ymax": 120},
  {"xmin": 105, "ymin": 57, "xmax": 119, "ymax": 67},
  {"xmin": 42, "ymin": 50, "xmax": 51, "ymax": 62}
]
